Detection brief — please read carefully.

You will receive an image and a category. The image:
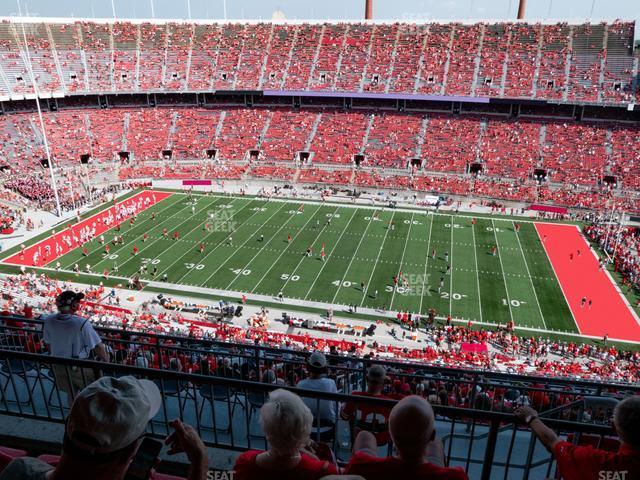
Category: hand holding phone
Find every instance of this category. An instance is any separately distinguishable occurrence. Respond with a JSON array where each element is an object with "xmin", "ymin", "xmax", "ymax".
[{"xmin": 124, "ymin": 437, "xmax": 163, "ymax": 480}]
